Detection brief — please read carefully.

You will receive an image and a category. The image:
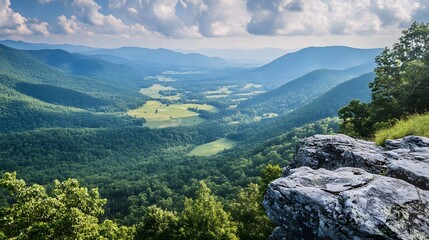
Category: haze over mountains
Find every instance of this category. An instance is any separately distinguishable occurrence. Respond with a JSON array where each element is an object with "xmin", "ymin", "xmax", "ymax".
[
  {"xmin": 0, "ymin": 40, "xmax": 228, "ymax": 68},
  {"xmin": 244, "ymin": 46, "xmax": 381, "ymax": 87},
  {"xmin": 178, "ymin": 48, "xmax": 291, "ymax": 66}
]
